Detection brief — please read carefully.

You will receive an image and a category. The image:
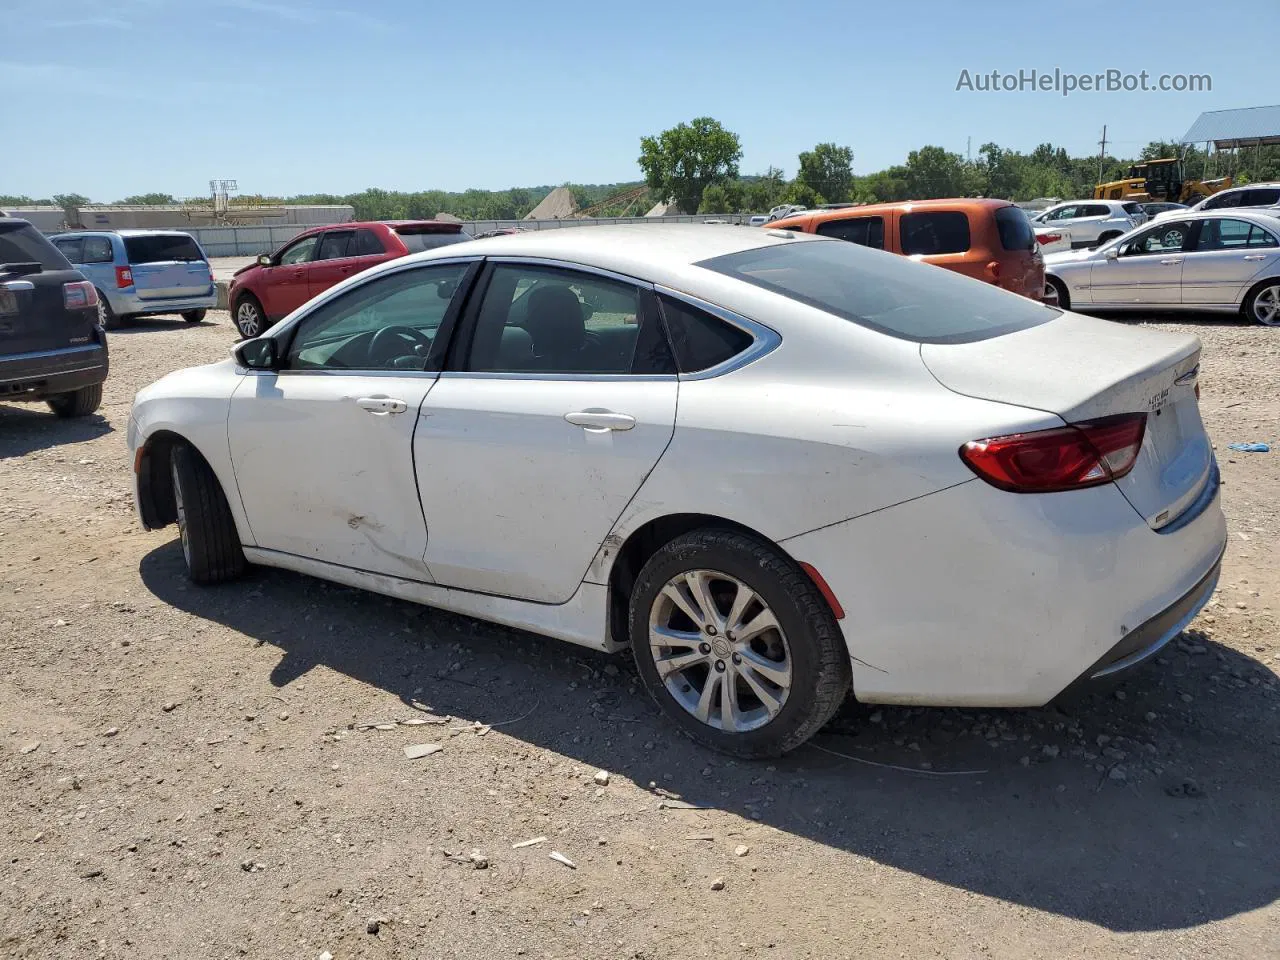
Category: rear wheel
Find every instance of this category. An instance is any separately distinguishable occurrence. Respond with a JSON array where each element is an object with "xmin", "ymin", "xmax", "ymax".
[
  {"xmin": 629, "ymin": 529, "xmax": 850, "ymax": 758},
  {"xmin": 46, "ymin": 383, "xmax": 102, "ymax": 418},
  {"xmin": 1243, "ymin": 281, "xmax": 1280, "ymax": 326},
  {"xmin": 169, "ymin": 445, "xmax": 246, "ymax": 584},
  {"xmin": 1044, "ymin": 276, "xmax": 1069, "ymax": 310},
  {"xmin": 182, "ymin": 309, "xmax": 206, "ymax": 324},
  {"xmin": 233, "ymin": 296, "xmax": 265, "ymax": 339},
  {"xmin": 96, "ymin": 293, "xmax": 118, "ymax": 331}
]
